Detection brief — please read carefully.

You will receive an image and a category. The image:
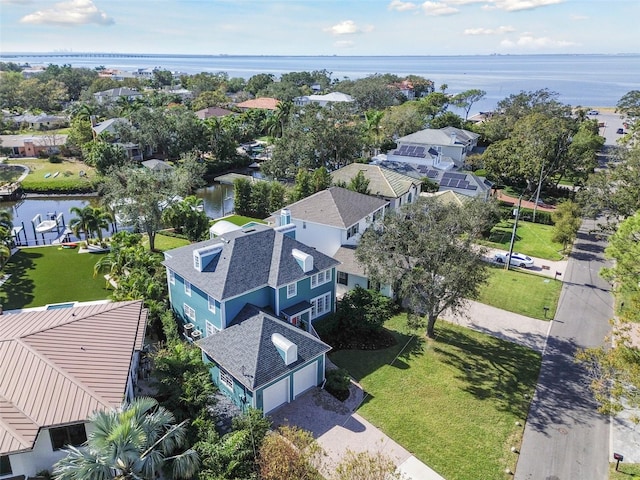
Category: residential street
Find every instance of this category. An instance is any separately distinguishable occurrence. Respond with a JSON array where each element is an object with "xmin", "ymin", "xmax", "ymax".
[{"xmin": 515, "ymin": 219, "xmax": 614, "ymax": 479}]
